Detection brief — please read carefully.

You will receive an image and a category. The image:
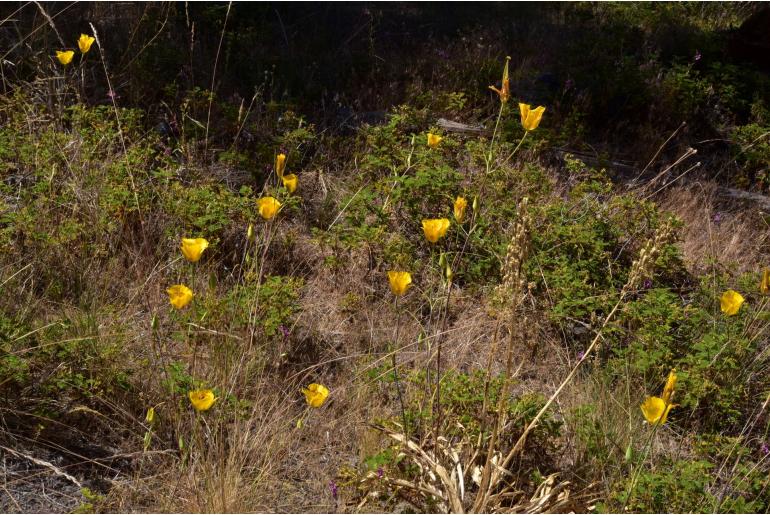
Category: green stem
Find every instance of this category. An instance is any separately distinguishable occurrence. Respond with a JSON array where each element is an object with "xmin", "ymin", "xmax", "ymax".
[
  {"xmin": 392, "ymin": 296, "xmax": 408, "ymax": 438},
  {"xmin": 622, "ymin": 422, "xmax": 660, "ymax": 512},
  {"xmin": 493, "ymin": 130, "xmax": 528, "ymax": 174},
  {"xmin": 452, "ymin": 101, "xmax": 505, "ymax": 279}
]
